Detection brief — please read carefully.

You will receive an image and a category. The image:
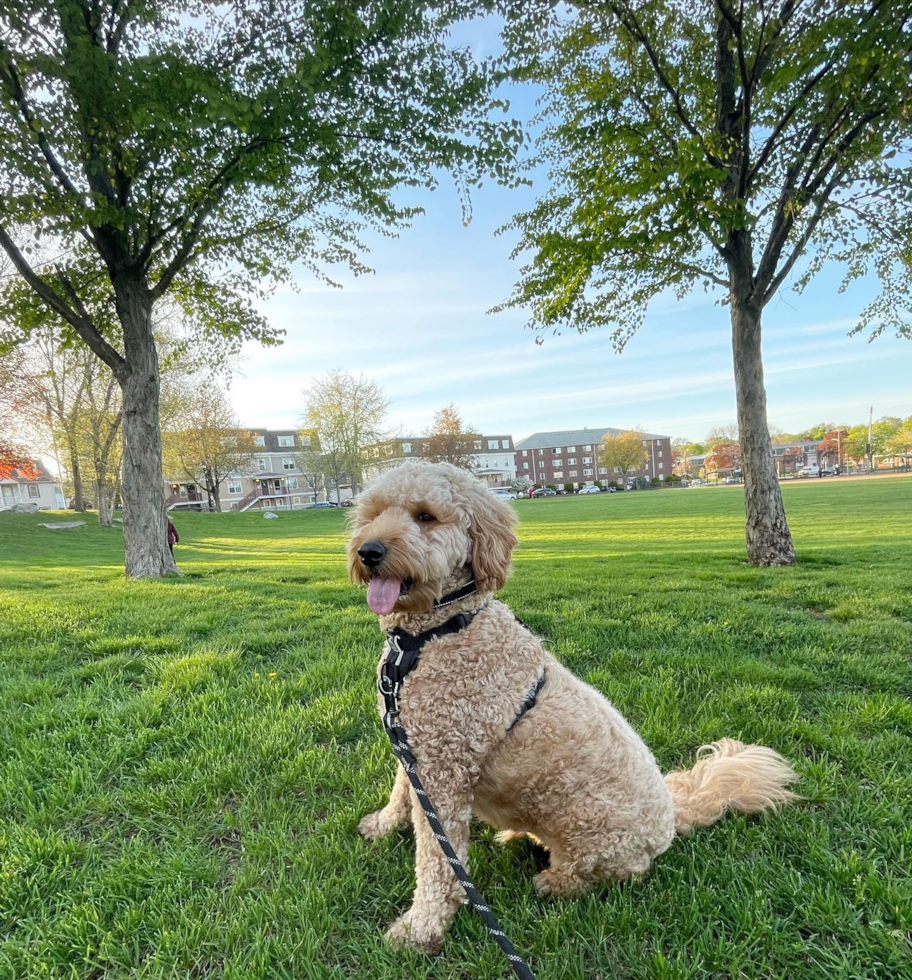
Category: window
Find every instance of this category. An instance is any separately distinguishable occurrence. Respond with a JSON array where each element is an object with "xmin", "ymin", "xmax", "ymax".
[
  {"xmin": 598, "ymin": 467, "xmax": 607, "ymax": 474},
  {"xmin": 257, "ymin": 458, "xmax": 267, "ymax": 471},
  {"xmin": 501, "ymin": 440, "xmax": 509, "ymax": 449},
  {"xmin": 553, "ymin": 471, "xmax": 563, "ymax": 479},
  {"xmin": 584, "ymin": 444, "xmax": 592, "ymax": 451},
  {"xmin": 402, "ymin": 442, "xmax": 412, "ymax": 454},
  {"xmin": 538, "ymin": 449, "xmax": 544, "ymax": 456},
  {"xmin": 488, "ymin": 440, "xmax": 499, "ymax": 450},
  {"xmin": 567, "ymin": 446, "xmax": 576, "ymax": 452},
  {"xmin": 521, "ymin": 450, "xmax": 527, "ymax": 457},
  {"xmin": 553, "ymin": 459, "xmax": 562, "ymax": 467},
  {"xmin": 278, "ymin": 435, "xmax": 295, "ymax": 447},
  {"xmin": 658, "ymin": 450, "xmax": 664, "ymax": 458},
  {"xmin": 283, "ymin": 458, "xmax": 295, "ymax": 471},
  {"xmin": 584, "ymin": 468, "xmax": 593, "ymax": 476},
  {"xmin": 475, "ymin": 440, "xmax": 483, "ymax": 450},
  {"xmin": 569, "ymin": 470, "xmax": 578, "ymax": 477},
  {"xmin": 27, "ymin": 484, "xmax": 40, "ymax": 497},
  {"xmin": 254, "ymin": 435, "xmax": 265, "ymax": 447},
  {"xmin": 227, "ymin": 481, "xmax": 243, "ymax": 495},
  {"xmin": 286, "ymin": 477, "xmax": 298, "ymax": 490},
  {"xmin": 293, "ymin": 496, "xmax": 302, "ymax": 506},
  {"xmin": 552, "ymin": 447, "xmax": 560, "ymax": 454},
  {"xmin": 567, "ymin": 457, "xmax": 577, "ymax": 465},
  {"xmin": 583, "ymin": 456, "xmax": 592, "ymax": 464},
  {"xmin": 523, "ymin": 462, "xmax": 529, "ymax": 470},
  {"xmin": 300, "ymin": 434, "xmax": 311, "ymax": 448}
]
